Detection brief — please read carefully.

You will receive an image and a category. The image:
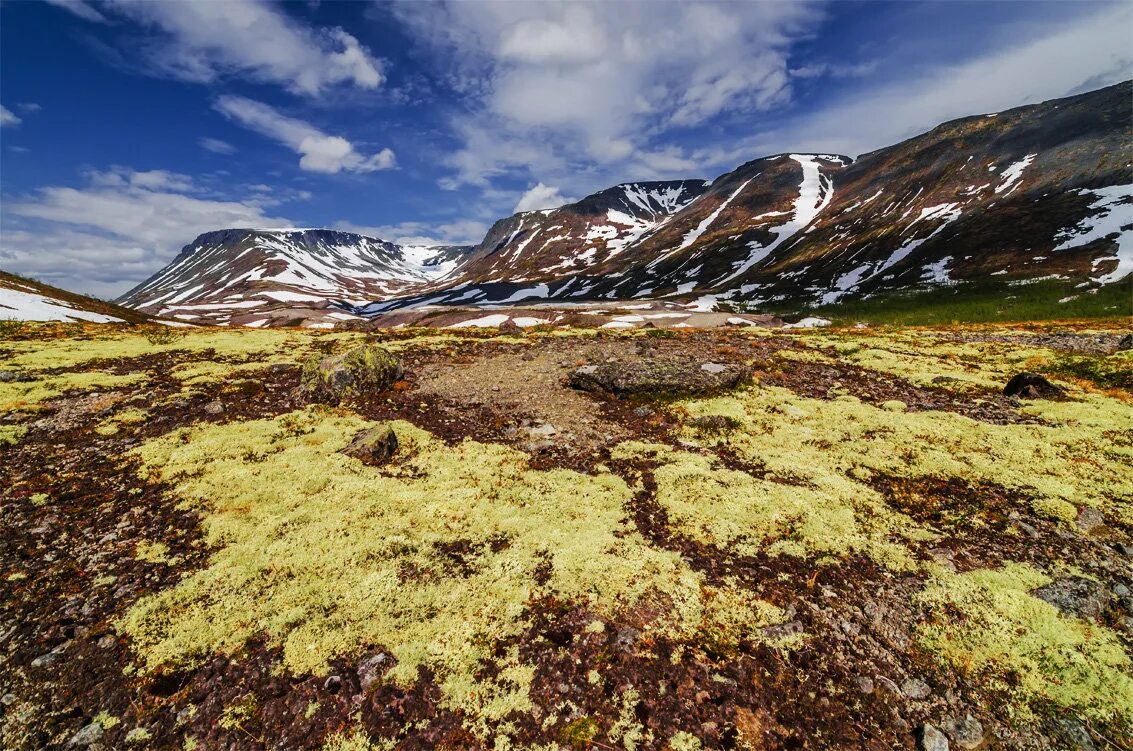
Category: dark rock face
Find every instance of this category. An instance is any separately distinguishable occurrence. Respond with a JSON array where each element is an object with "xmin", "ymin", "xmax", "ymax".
[
  {"xmin": 1118, "ymin": 333, "xmax": 1133, "ymax": 351},
  {"xmin": 340, "ymin": 425, "xmax": 399, "ymax": 466},
  {"xmin": 498, "ymin": 318, "xmax": 522, "ymax": 335},
  {"xmin": 1003, "ymin": 372, "xmax": 1064, "ymax": 399},
  {"xmin": 301, "ymin": 345, "xmax": 404, "ymax": 404},
  {"xmin": 1033, "ymin": 576, "xmax": 1109, "ymax": 621},
  {"xmin": 568, "ymin": 361, "xmax": 750, "ymax": 397}
]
